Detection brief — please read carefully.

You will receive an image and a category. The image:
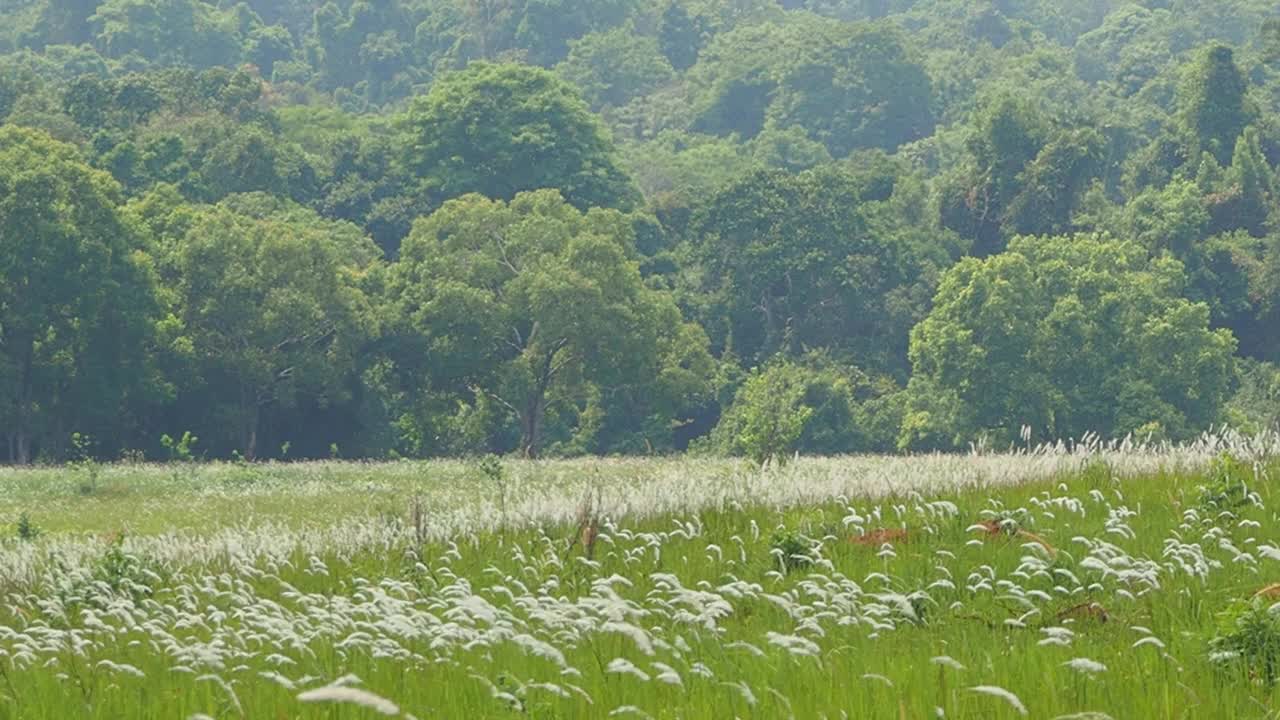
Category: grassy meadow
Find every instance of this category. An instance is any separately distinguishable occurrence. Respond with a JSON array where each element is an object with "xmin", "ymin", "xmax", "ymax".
[{"xmin": 1, "ymin": 438, "xmax": 1279, "ymax": 718}]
